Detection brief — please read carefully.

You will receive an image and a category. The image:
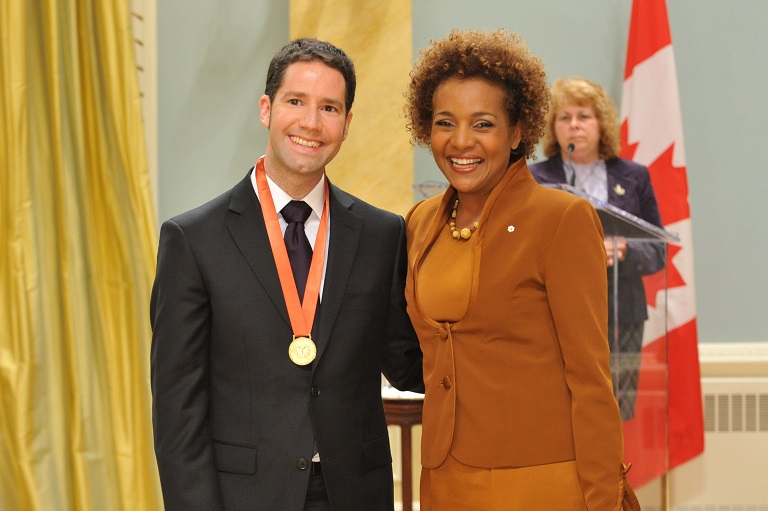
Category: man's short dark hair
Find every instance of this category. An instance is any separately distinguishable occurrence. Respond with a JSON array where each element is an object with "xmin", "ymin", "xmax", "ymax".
[{"xmin": 265, "ymin": 38, "xmax": 356, "ymax": 113}]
